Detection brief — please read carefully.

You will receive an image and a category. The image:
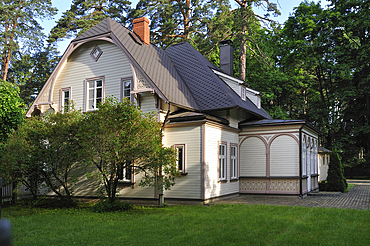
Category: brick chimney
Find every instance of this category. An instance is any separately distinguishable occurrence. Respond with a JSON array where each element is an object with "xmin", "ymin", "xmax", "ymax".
[{"xmin": 133, "ymin": 17, "xmax": 150, "ymax": 45}]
